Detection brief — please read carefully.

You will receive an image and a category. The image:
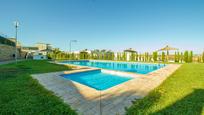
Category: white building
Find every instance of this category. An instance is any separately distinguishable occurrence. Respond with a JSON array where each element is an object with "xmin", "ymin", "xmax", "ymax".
[
  {"xmin": 124, "ymin": 48, "xmax": 137, "ymax": 61},
  {"xmin": 35, "ymin": 43, "xmax": 52, "ymax": 50},
  {"xmin": 21, "ymin": 43, "xmax": 52, "ymax": 60},
  {"xmin": 33, "ymin": 51, "xmax": 48, "ymax": 60}
]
